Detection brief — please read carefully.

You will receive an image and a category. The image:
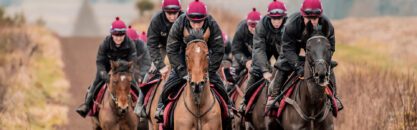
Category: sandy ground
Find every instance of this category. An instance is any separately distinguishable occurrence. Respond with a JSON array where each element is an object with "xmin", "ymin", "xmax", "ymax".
[{"xmin": 60, "ymin": 37, "xmax": 103, "ymax": 130}]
